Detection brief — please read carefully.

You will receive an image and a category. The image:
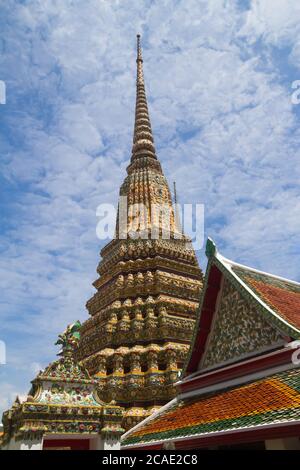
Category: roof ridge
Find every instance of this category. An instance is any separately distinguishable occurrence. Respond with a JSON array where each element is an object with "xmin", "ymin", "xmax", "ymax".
[{"xmin": 218, "ymin": 253, "xmax": 300, "ymax": 288}]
